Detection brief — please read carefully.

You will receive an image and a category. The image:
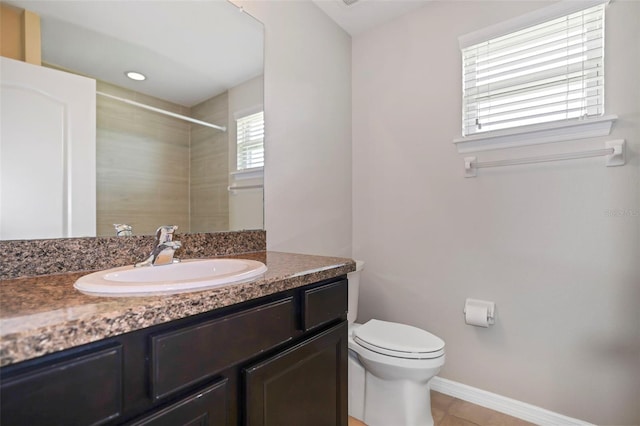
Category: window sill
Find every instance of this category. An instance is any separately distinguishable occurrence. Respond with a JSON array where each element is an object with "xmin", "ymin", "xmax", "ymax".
[
  {"xmin": 453, "ymin": 115, "xmax": 617, "ymax": 153},
  {"xmin": 231, "ymin": 167, "xmax": 264, "ymax": 180}
]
